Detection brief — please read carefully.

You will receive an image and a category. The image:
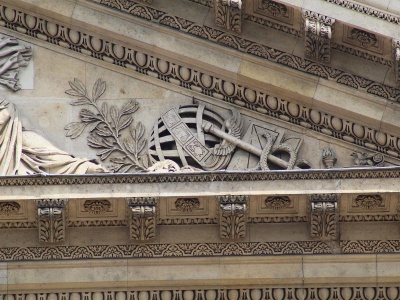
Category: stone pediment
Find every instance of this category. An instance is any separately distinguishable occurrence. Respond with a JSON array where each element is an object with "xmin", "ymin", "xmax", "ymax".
[{"xmin": 4, "ymin": 1, "xmax": 400, "ymax": 297}]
